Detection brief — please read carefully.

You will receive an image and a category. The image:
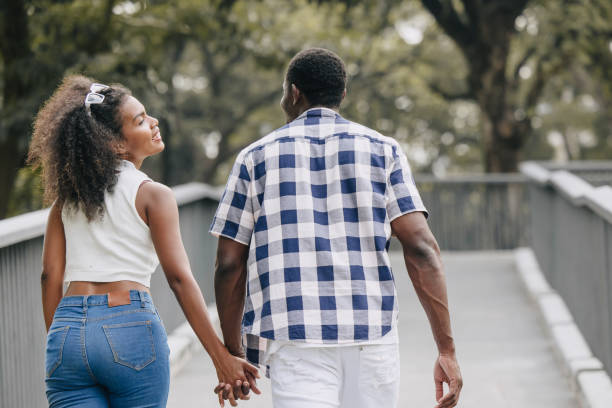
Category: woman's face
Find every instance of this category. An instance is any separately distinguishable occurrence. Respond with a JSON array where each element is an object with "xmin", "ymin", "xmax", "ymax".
[{"xmin": 119, "ymin": 95, "xmax": 164, "ymax": 164}]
